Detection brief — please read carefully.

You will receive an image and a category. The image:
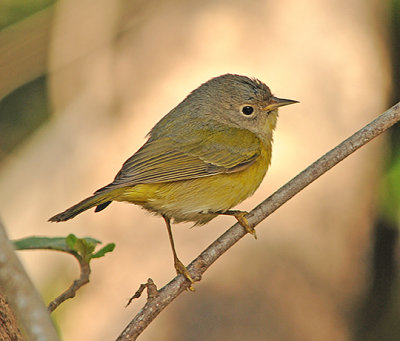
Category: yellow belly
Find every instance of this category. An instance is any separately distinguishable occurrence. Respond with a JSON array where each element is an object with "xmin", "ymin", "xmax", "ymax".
[{"xmin": 116, "ymin": 145, "xmax": 271, "ymax": 224}]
